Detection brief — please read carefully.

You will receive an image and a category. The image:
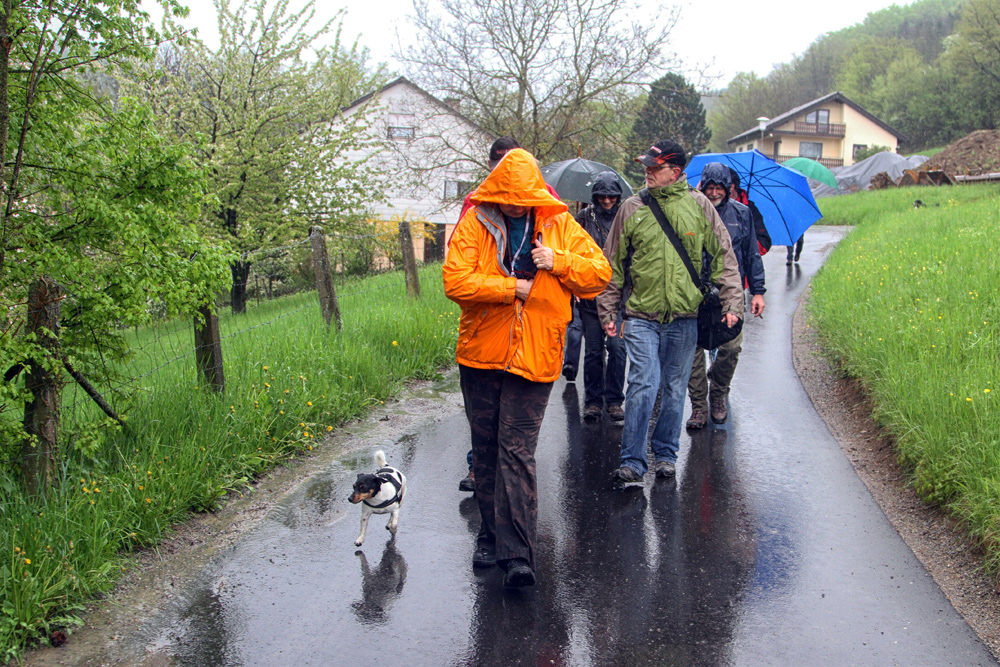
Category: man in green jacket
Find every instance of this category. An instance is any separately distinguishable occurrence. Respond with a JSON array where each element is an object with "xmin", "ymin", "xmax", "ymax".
[{"xmin": 596, "ymin": 140, "xmax": 743, "ymax": 482}]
